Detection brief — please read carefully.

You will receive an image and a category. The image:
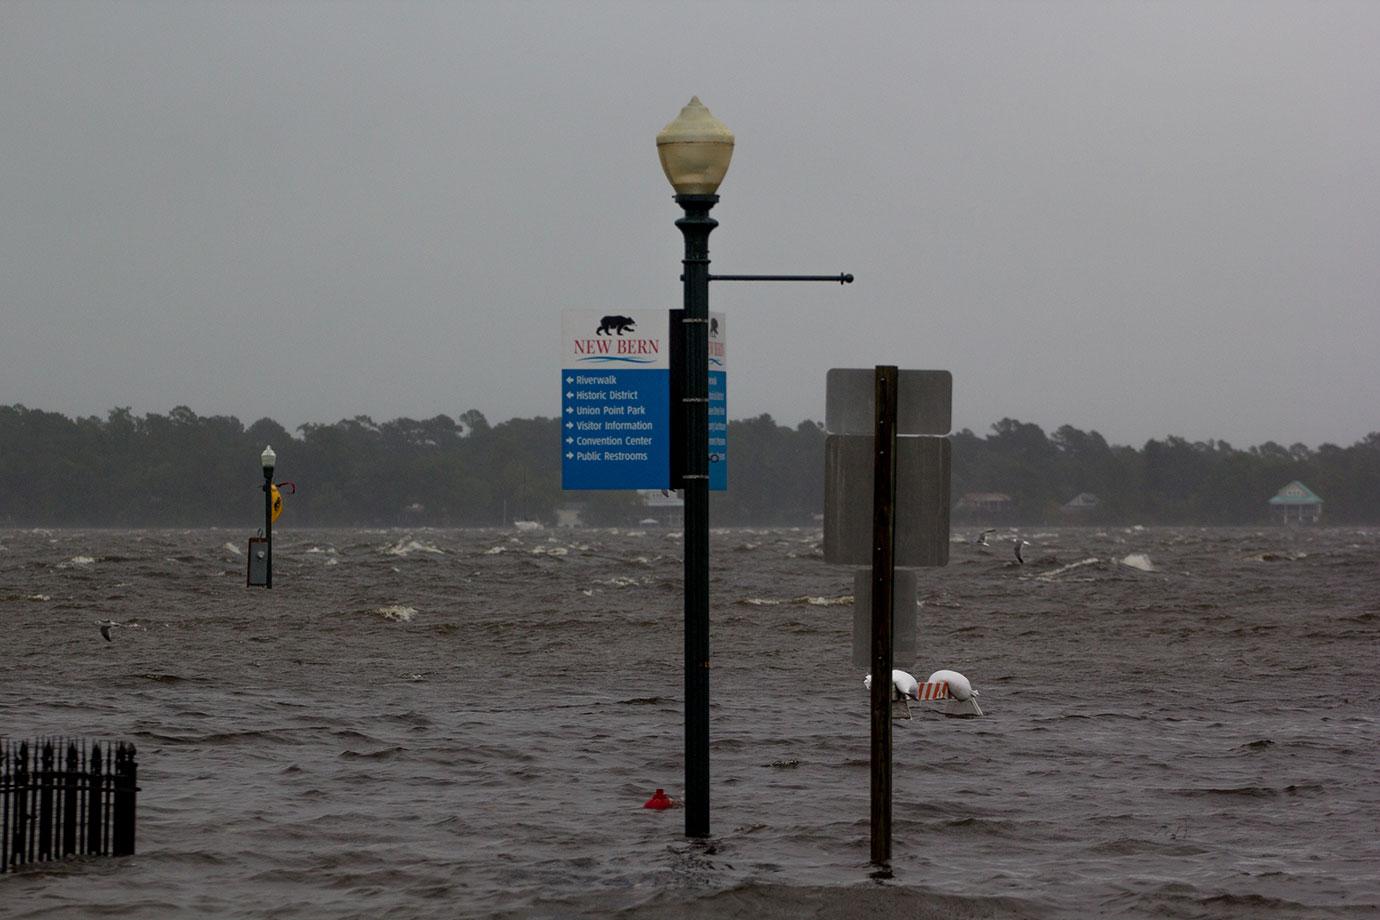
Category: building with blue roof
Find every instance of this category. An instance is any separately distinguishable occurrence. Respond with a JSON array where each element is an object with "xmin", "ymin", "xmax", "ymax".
[{"xmin": 1268, "ymin": 481, "xmax": 1323, "ymax": 523}]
